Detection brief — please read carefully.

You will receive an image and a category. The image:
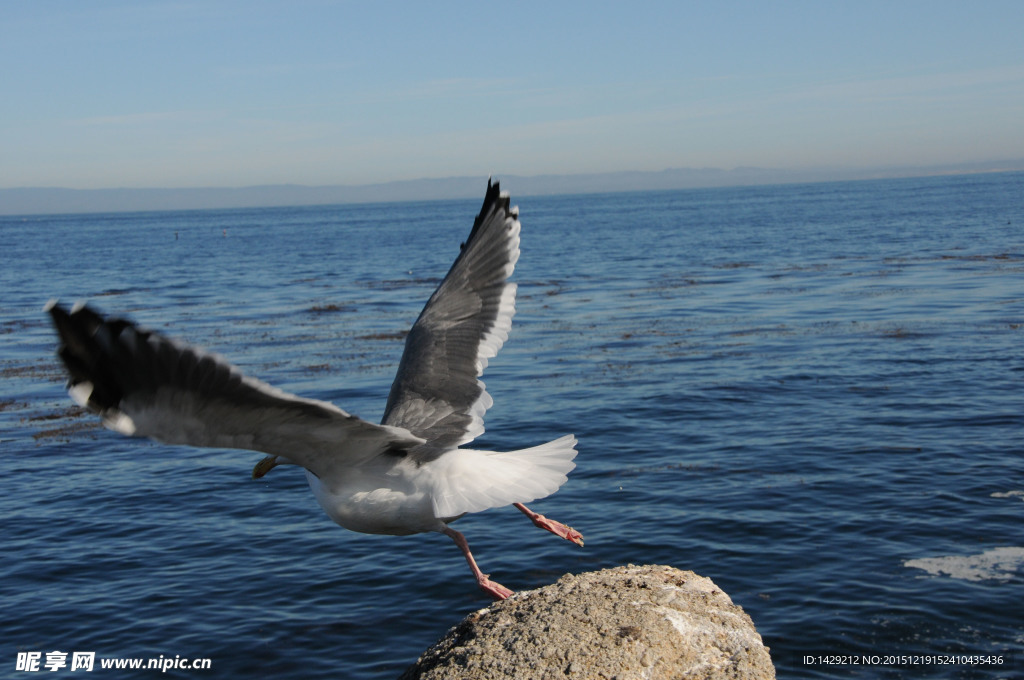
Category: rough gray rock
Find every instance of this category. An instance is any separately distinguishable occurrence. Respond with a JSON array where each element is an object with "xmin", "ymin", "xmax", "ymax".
[{"xmin": 400, "ymin": 564, "xmax": 774, "ymax": 680}]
